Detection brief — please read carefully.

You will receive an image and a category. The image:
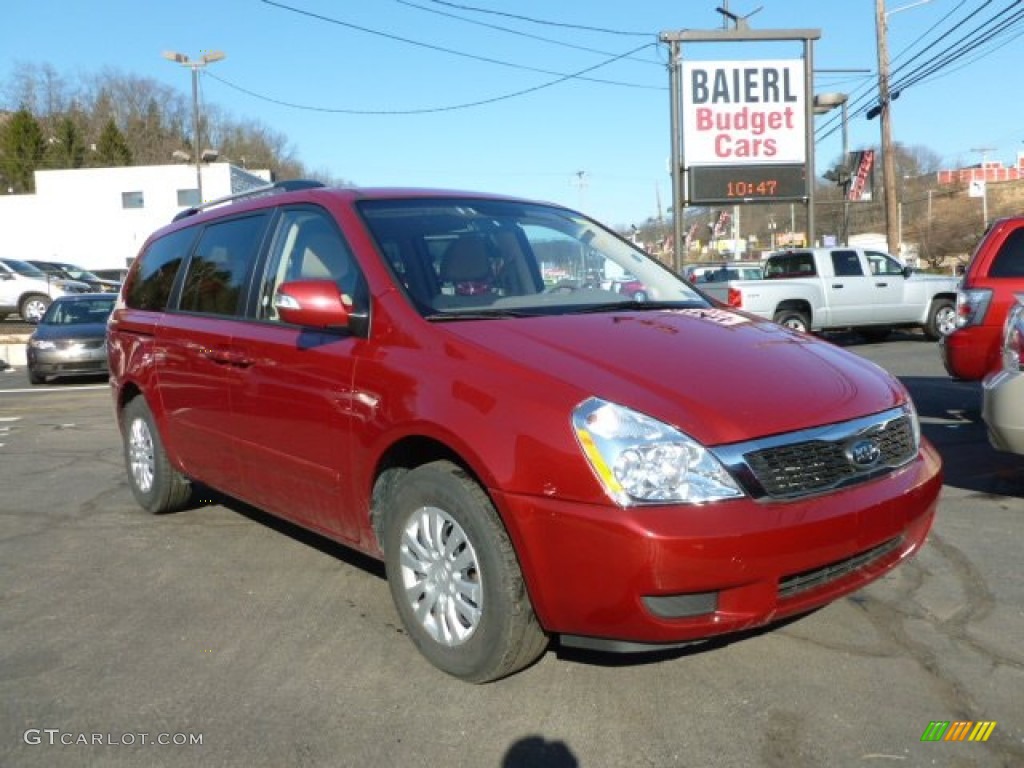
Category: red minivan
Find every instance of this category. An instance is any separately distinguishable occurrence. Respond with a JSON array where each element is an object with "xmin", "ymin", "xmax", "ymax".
[
  {"xmin": 942, "ymin": 216, "xmax": 1024, "ymax": 381},
  {"xmin": 108, "ymin": 182, "xmax": 942, "ymax": 682}
]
